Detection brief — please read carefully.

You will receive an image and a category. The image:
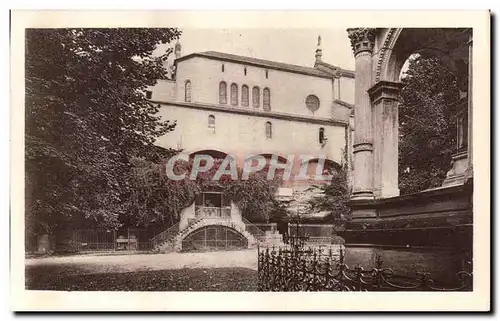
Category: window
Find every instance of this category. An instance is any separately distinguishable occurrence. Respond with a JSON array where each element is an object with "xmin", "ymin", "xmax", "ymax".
[
  {"xmin": 222, "ymin": 64, "xmax": 225, "ymax": 72},
  {"xmin": 252, "ymin": 86, "xmax": 260, "ymax": 108},
  {"xmin": 145, "ymin": 90, "xmax": 152, "ymax": 99},
  {"xmin": 230, "ymin": 83, "xmax": 238, "ymax": 106},
  {"xmin": 306, "ymin": 95, "xmax": 320, "ymax": 114},
  {"xmin": 241, "ymin": 85, "xmax": 249, "ymax": 107},
  {"xmin": 184, "ymin": 80, "xmax": 191, "ymax": 102},
  {"xmin": 266, "ymin": 122, "xmax": 272, "ymax": 139},
  {"xmin": 265, "ymin": 70, "xmax": 269, "ymax": 79},
  {"xmin": 244, "ymin": 67, "xmax": 247, "ymax": 76},
  {"xmin": 263, "ymin": 88, "xmax": 271, "ymax": 111},
  {"xmin": 219, "ymin": 81, "xmax": 227, "ymax": 104},
  {"xmin": 319, "ymin": 127, "xmax": 325, "ymax": 144},
  {"xmin": 208, "ymin": 115, "xmax": 215, "ymax": 129}
]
